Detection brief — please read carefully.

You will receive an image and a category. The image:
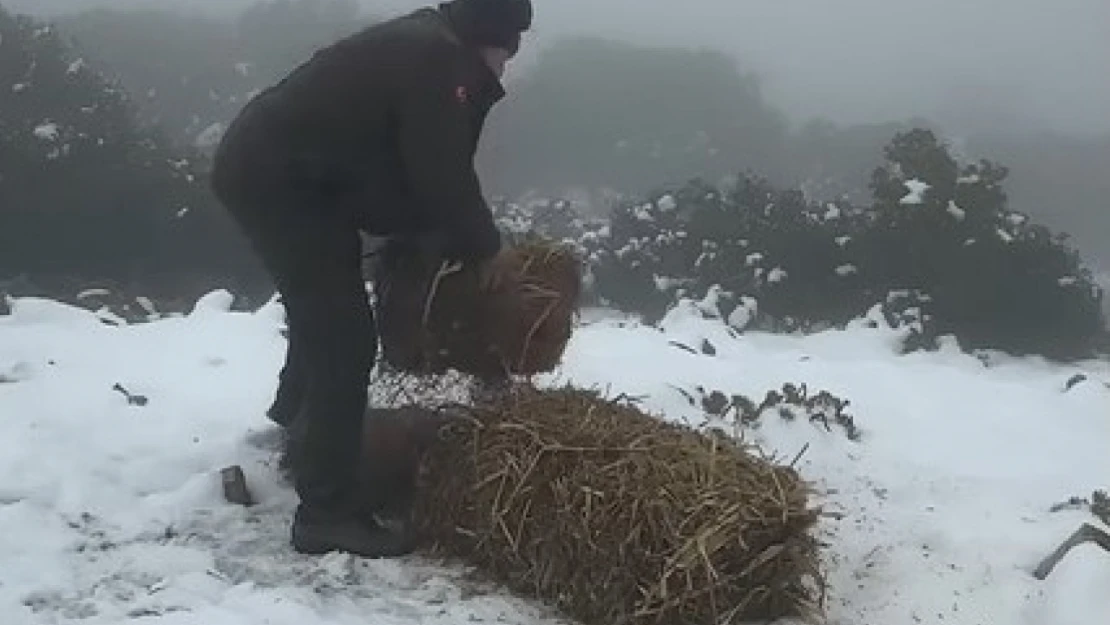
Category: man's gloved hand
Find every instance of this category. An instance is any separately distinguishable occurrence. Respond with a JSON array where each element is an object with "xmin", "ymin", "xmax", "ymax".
[
  {"xmin": 476, "ymin": 250, "xmax": 514, "ymax": 292},
  {"xmin": 426, "ymin": 225, "xmax": 509, "ymax": 291},
  {"xmin": 438, "ymin": 222, "xmax": 502, "ymax": 267}
]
